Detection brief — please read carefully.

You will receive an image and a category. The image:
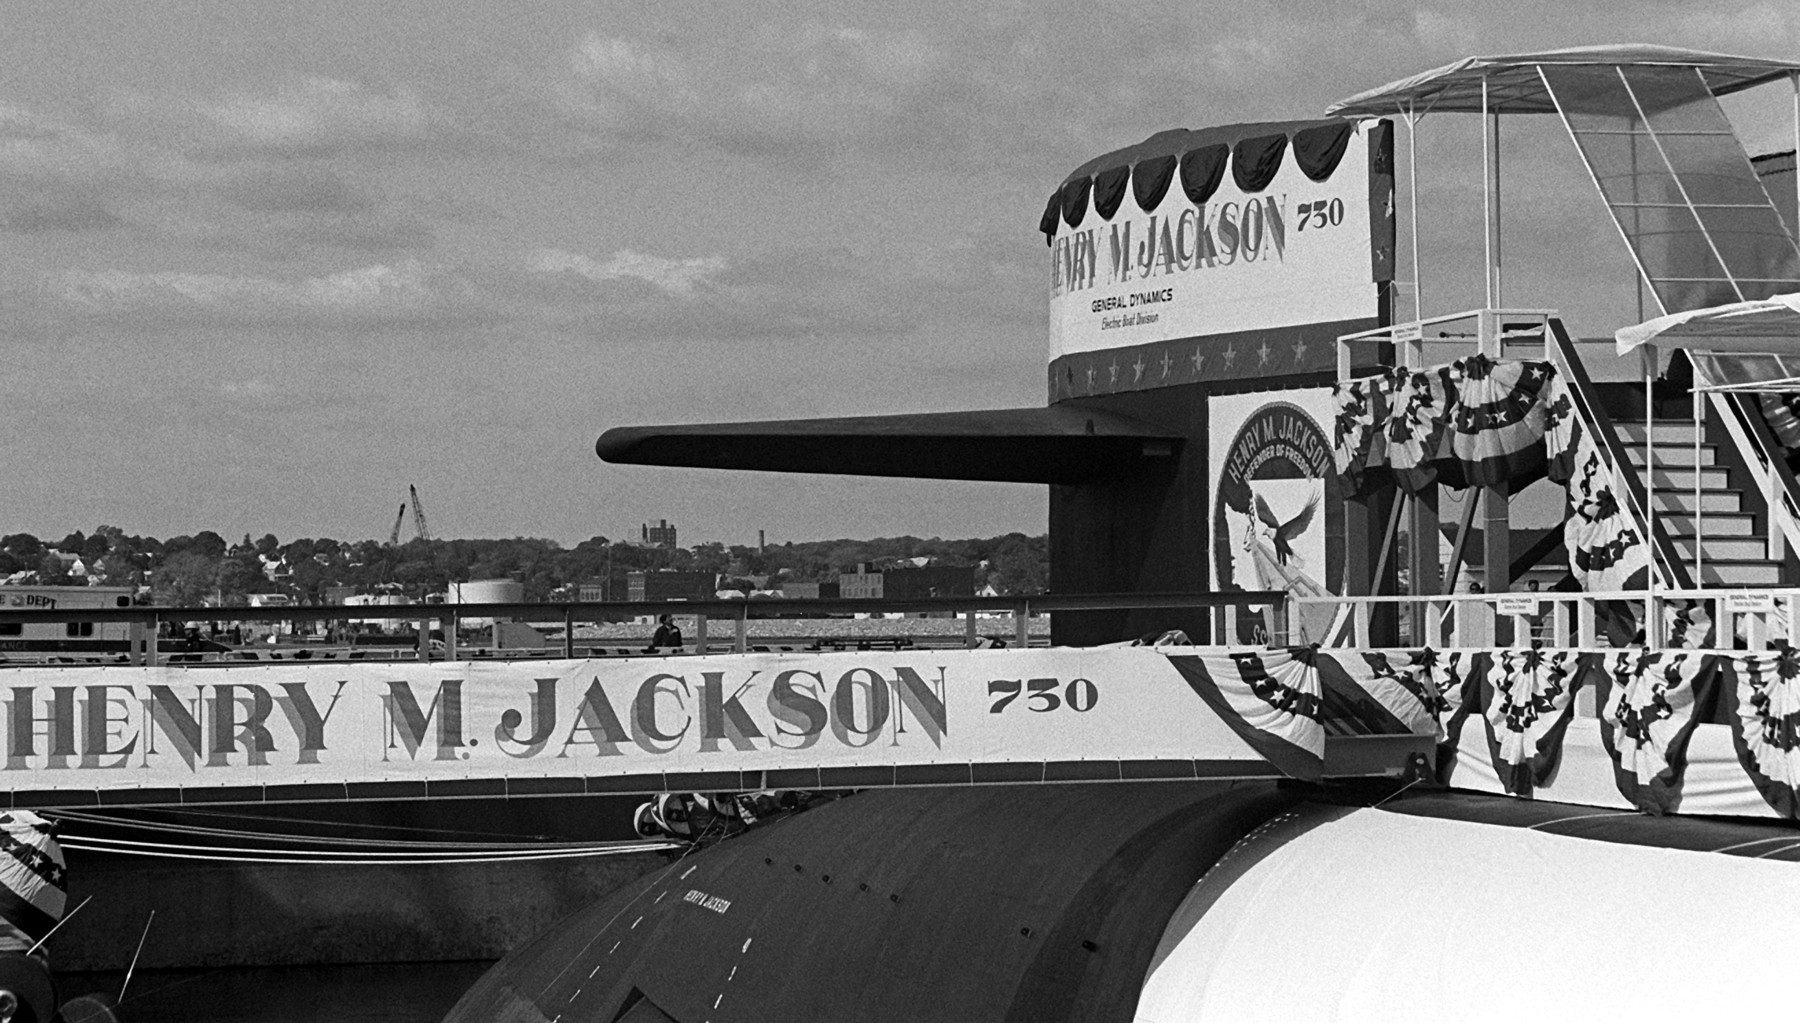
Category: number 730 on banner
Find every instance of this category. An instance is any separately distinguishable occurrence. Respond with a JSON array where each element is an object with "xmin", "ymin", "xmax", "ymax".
[{"xmin": 988, "ymin": 677, "xmax": 1098, "ymax": 714}]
